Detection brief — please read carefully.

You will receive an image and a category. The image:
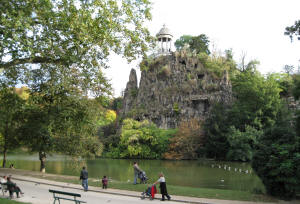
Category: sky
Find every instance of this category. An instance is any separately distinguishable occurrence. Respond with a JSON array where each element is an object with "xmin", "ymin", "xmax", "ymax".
[{"xmin": 104, "ymin": 0, "xmax": 300, "ymax": 97}]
